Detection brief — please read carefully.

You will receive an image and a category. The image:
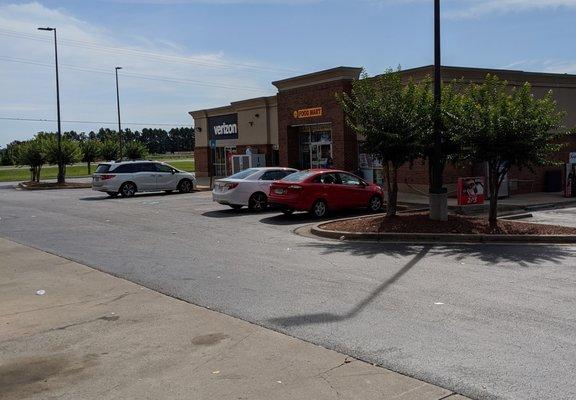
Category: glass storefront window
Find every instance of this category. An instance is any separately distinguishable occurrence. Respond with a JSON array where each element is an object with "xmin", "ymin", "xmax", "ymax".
[{"xmin": 213, "ymin": 146, "xmax": 237, "ymax": 177}]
